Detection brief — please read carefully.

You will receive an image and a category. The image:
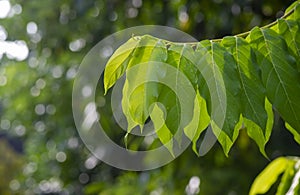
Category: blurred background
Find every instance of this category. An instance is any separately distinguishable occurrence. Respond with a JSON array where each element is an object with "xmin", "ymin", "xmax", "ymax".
[{"xmin": 0, "ymin": 0, "xmax": 299, "ymax": 194}]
